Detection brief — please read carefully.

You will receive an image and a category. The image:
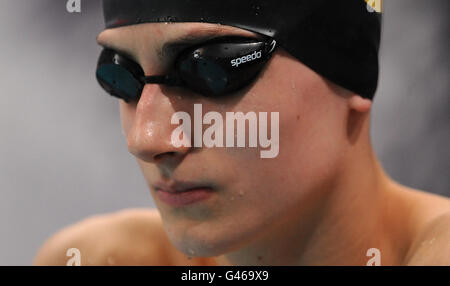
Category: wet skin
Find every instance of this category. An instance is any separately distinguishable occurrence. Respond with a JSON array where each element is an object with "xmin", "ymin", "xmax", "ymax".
[{"xmin": 34, "ymin": 22, "xmax": 450, "ymax": 266}]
